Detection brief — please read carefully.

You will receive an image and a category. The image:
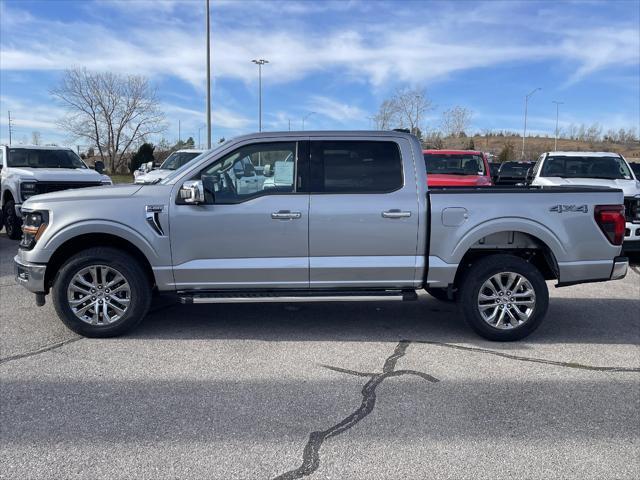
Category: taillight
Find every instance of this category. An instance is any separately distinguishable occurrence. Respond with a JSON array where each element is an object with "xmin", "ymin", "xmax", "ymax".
[{"xmin": 594, "ymin": 205, "xmax": 625, "ymax": 246}]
